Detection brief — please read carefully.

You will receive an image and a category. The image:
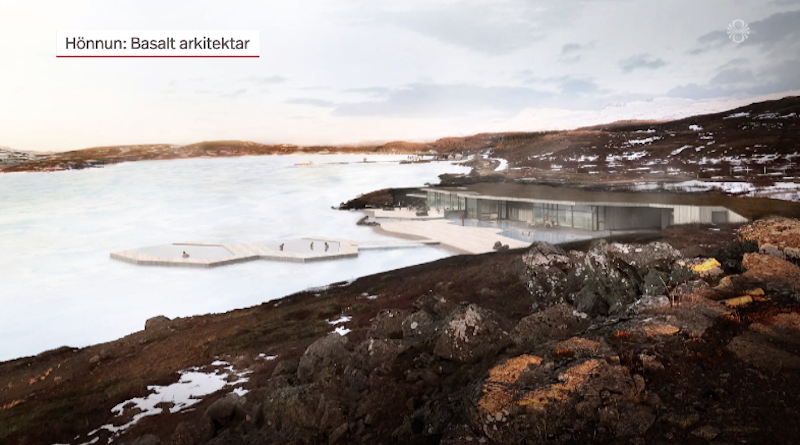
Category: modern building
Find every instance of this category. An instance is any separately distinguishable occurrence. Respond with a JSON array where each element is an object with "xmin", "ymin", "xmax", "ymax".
[{"xmin": 424, "ymin": 184, "xmax": 748, "ymax": 232}]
